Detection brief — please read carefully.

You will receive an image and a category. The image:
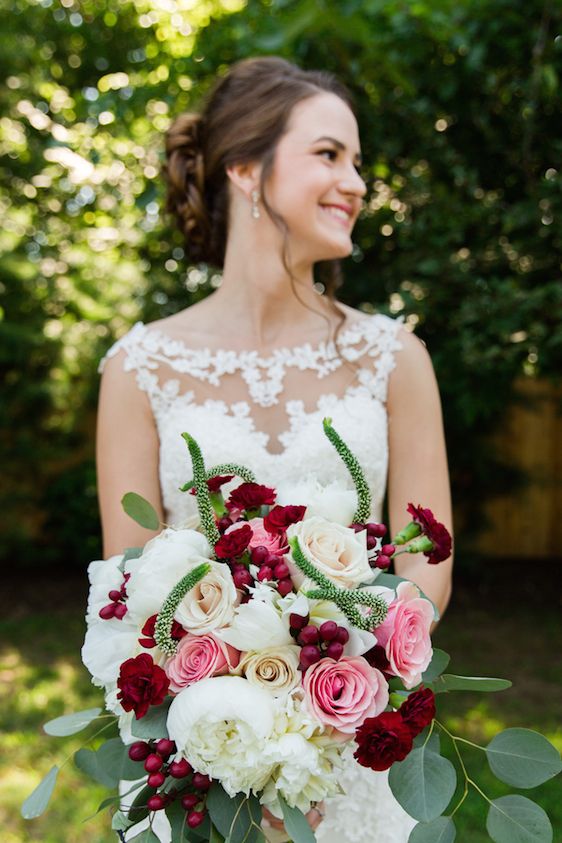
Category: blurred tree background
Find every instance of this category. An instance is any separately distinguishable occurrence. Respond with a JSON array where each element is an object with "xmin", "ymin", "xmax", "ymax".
[{"xmin": 1, "ymin": 0, "xmax": 561, "ymax": 571}]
